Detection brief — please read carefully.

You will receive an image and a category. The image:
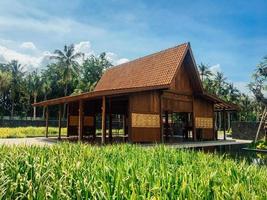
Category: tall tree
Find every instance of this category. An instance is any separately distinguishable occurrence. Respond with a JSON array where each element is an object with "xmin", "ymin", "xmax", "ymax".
[
  {"xmin": 198, "ymin": 63, "xmax": 212, "ymax": 81},
  {"xmin": 213, "ymin": 72, "xmax": 227, "ymax": 96},
  {"xmin": 8, "ymin": 60, "xmax": 24, "ymax": 119},
  {"xmin": 40, "ymin": 74, "xmax": 52, "ymax": 119},
  {"xmin": 27, "ymin": 71, "xmax": 42, "ymax": 120},
  {"xmin": 50, "ymin": 44, "xmax": 84, "ymax": 118},
  {"xmin": 77, "ymin": 53, "xmax": 112, "ymax": 93}
]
